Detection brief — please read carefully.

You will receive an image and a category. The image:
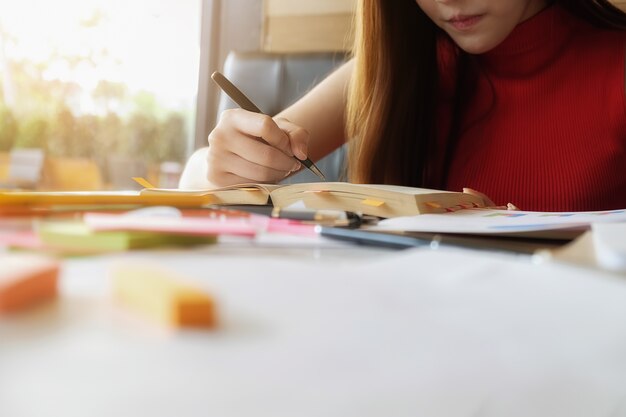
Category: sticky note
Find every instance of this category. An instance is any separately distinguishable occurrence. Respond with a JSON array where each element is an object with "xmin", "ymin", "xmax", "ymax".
[
  {"xmin": 361, "ymin": 199, "xmax": 385, "ymax": 207},
  {"xmin": 425, "ymin": 202, "xmax": 442, "ymax": 209},
  {"xmin": 0, "ymin": 254, "xmax": 60, "ymax": 313},
  {"xmin": 38, "ymin": 221, "xmax": 217, "ymax": 253},
  {"xmin": 112, "ymin": 264, "xmax": 217, "ymax": 328},
  {"xmin": 132, "ymin": 177, "xmax": 156, "ymax": 189}
]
